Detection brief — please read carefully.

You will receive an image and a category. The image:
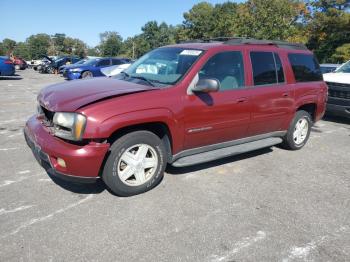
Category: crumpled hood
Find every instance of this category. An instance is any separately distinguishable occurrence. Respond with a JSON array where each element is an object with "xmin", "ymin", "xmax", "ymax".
[
  {"xmin": 38, "ymin": 77, "xmax": 158, "ymax": 112},
  {"xmin": 323, "ymin": 72, "xmax": 350, "ymax": 85}
]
